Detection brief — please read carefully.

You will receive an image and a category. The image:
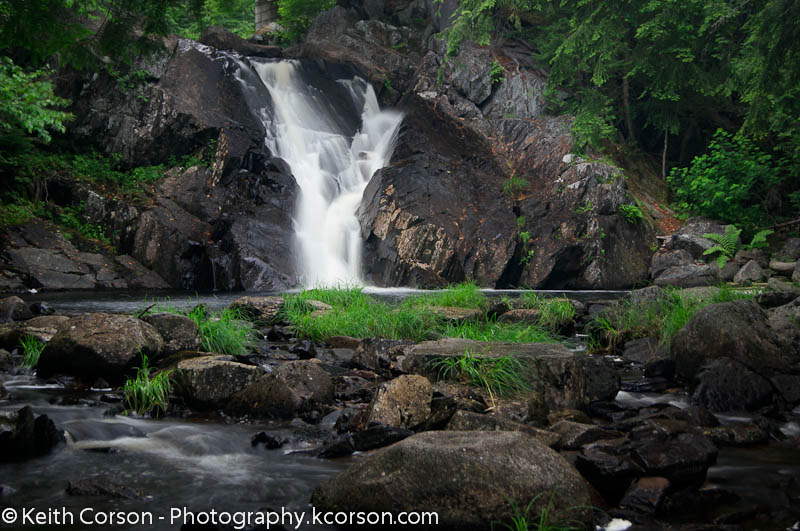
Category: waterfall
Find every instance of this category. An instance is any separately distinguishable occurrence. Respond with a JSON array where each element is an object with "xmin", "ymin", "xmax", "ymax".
[{"xmin": 245, "ymin": 60, "xmax": 402, "ymax": 287}]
